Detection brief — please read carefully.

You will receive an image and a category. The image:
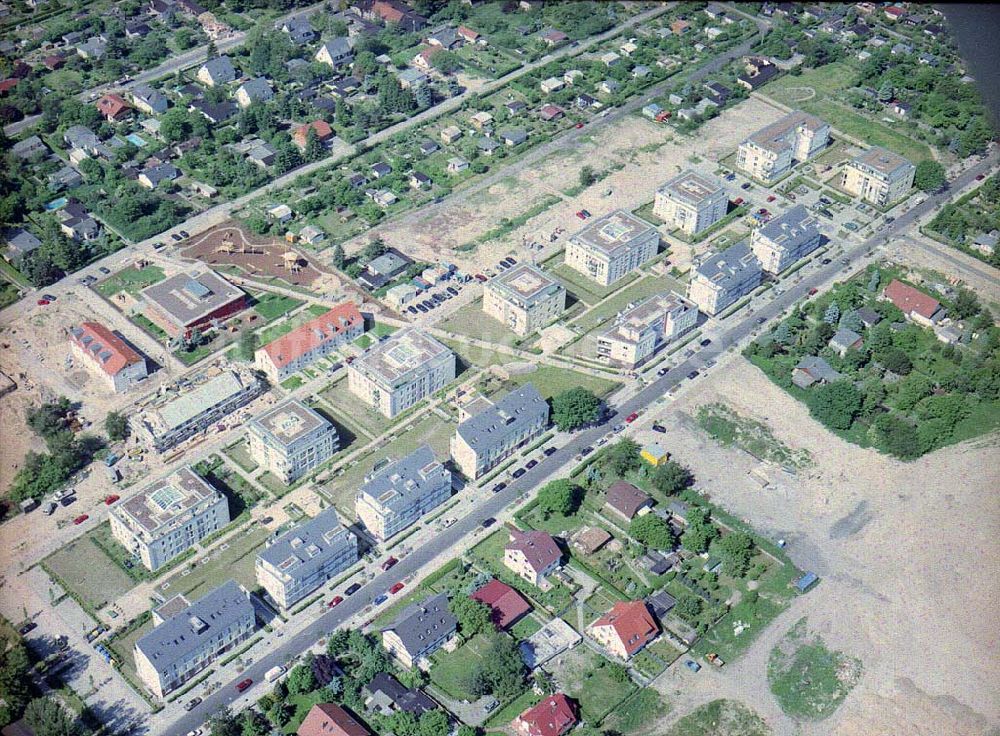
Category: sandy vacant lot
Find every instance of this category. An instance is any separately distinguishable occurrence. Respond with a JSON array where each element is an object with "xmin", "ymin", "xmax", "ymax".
[{"xmin": 642, "ymin": 356, "xmax": 999, "ymax": 736}]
